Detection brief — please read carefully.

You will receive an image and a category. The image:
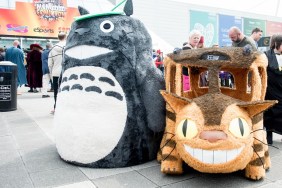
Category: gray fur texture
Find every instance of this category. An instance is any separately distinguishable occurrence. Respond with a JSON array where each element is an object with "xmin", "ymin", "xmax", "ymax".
[{"xmin": 58, "ymin": 7, "xmax": 166, "ymax": 167}]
